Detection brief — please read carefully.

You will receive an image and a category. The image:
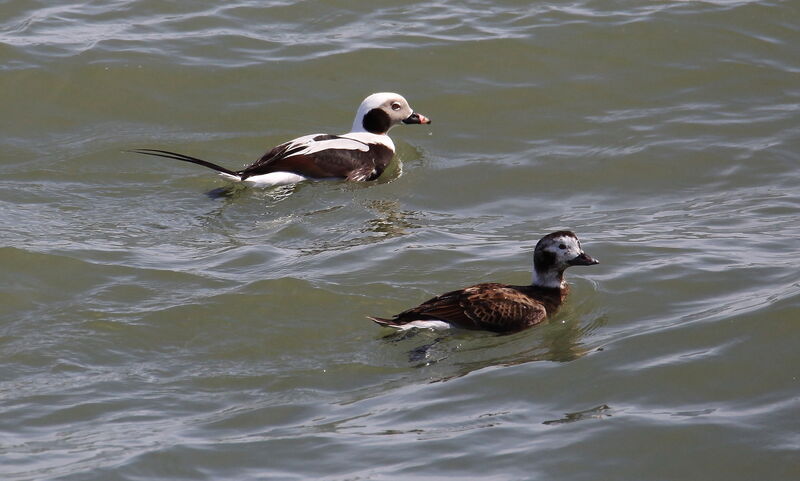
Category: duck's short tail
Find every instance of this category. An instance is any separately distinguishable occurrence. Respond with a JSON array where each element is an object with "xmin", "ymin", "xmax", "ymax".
[{"xmin": 127, "ymin": 149, "xmax": 241, "ymax": 179}]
